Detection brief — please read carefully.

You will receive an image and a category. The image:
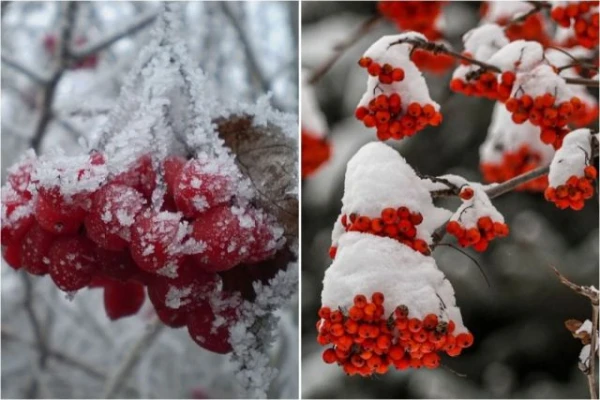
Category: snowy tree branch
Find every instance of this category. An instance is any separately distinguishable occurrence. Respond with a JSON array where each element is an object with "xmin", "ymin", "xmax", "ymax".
[
  {"xmin": 101, "ymin": 319, "xmax": 164, "ymax": 399},
  {"xmin": 308, "ymin": 14, "xmax": 383, "ymax": 85},
  {"xmin": 552, "ymin": 267, "xmax": 599, "ymax": 399},
  {"xmin": 1, "ymin": 54, "xmax": 49, "ymax": 85},
  {"xmin": 68, "ymin": 9, "xmax": 159, "ymax": 60}
]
